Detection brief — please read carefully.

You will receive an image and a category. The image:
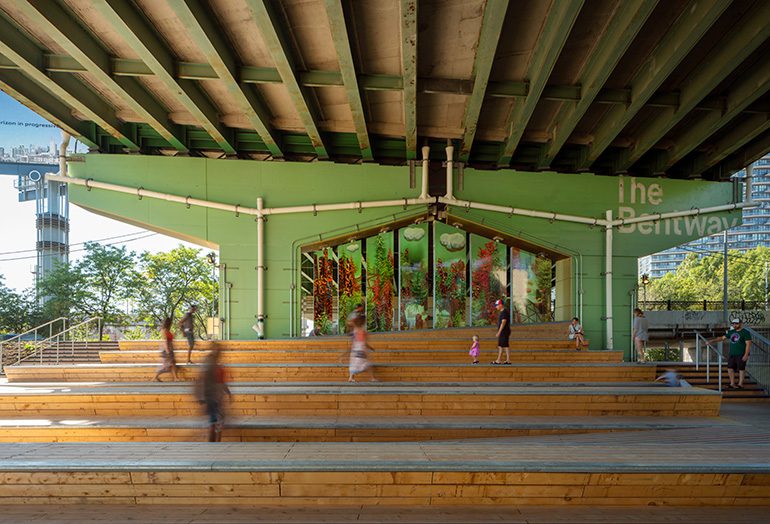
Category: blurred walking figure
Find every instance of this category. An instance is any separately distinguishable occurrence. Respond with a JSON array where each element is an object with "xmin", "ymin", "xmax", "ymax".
[
  {"xmin": 195, "ymin": 344, "xmax": 231, "ymax": 442},
  {"xmin": 346, "ymin": 314, "xmax": 377, "ymax": 382},
  {"xmin": 180, "ymin": 305, "xmax": 197, "ymax": 364},
  {"xmin": 153, "ymin": 317, "xmax": 178, "ymax": 382},
  {"xmin": 632, "ymin": 308, "xmax": 649, "ymax": 362}
]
